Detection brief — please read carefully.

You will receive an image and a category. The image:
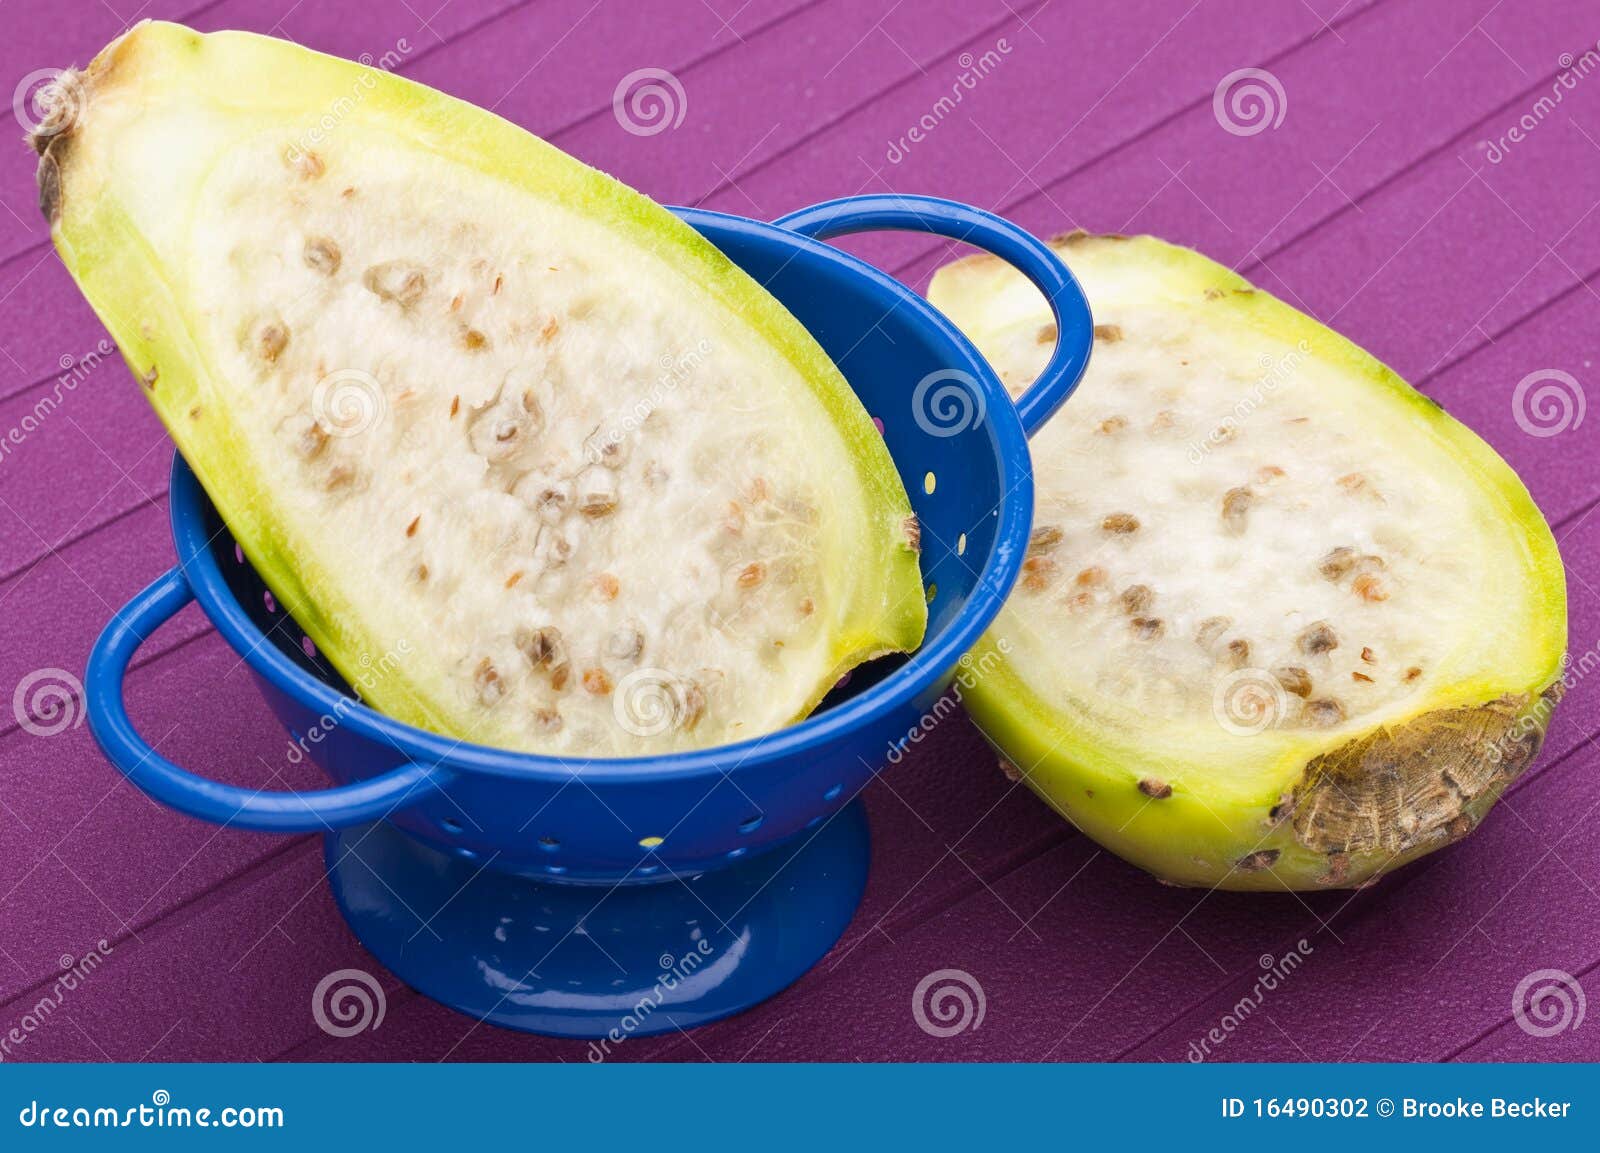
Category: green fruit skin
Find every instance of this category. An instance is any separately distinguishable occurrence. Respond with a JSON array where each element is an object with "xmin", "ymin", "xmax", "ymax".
[
  {"xmin": 936, "ymin": 234, "xmax": 1567, "ymax": 891},
  {"xmin": 38, "ymin": 21, "xmax": 927, "ymax": 750}
]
